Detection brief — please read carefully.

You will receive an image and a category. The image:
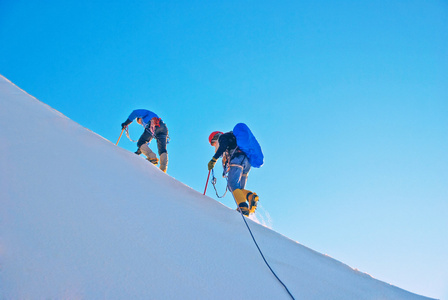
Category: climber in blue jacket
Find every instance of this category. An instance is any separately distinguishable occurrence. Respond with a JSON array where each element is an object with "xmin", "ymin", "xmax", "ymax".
[{"xmin": 121, "ymin": 109, "xmax": 169, "ymax": 173}]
